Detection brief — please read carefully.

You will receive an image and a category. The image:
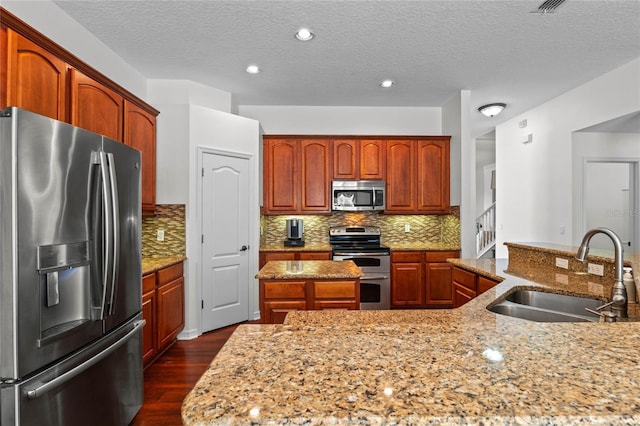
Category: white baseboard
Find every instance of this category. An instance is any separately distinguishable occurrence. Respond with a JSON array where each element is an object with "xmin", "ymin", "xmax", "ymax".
[{"xmin": 177, "ymin": 328, "xmax": 199, "ymax": 340}]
